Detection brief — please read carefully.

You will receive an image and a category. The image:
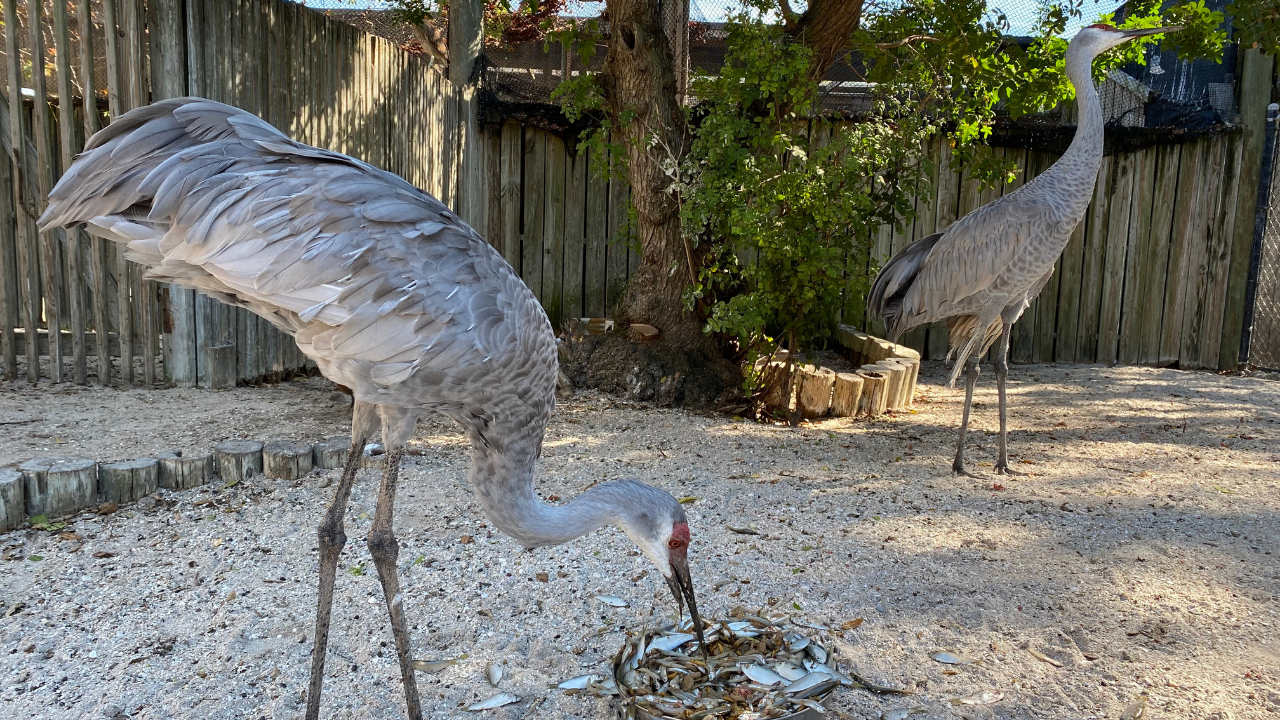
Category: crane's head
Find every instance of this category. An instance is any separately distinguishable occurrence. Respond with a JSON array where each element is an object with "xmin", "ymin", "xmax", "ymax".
[
  {"xmin": 614, "ymin": 483, "xmax": 707, "ymax": 655},
  {"xmin": 1071, "ymin": 23, "xmax": 1182, "ymax": 58}
]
